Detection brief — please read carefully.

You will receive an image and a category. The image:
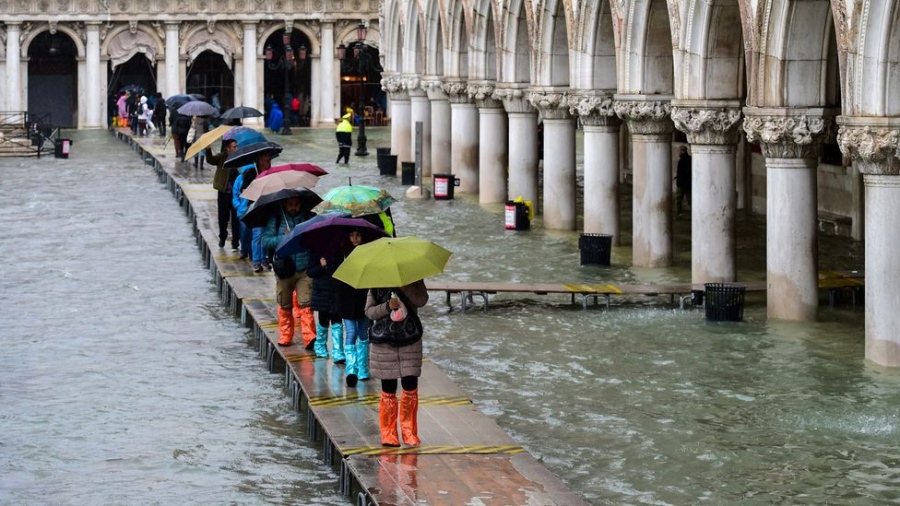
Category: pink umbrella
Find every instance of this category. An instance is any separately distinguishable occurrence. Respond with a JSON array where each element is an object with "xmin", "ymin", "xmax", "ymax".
[{"xmin": 259, "ymin": 163, "xmax": 329, "ymax": 178}]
